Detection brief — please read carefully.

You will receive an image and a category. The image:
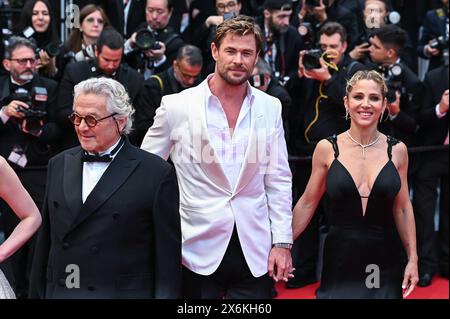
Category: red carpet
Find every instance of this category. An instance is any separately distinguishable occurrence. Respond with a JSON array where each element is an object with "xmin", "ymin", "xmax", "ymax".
[{"xmin": 275, "ymin": 275, "xmax": 449, "ymax": 299}]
